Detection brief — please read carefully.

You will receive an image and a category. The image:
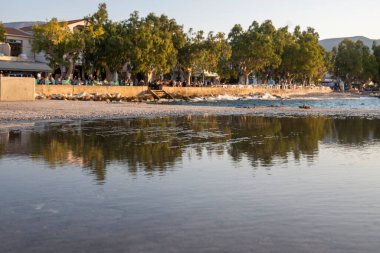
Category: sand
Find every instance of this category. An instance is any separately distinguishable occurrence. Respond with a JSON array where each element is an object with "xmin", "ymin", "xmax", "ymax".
[{"xmin": 1, "ymin": 96, "xmax": 380, "ymax": 130}]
